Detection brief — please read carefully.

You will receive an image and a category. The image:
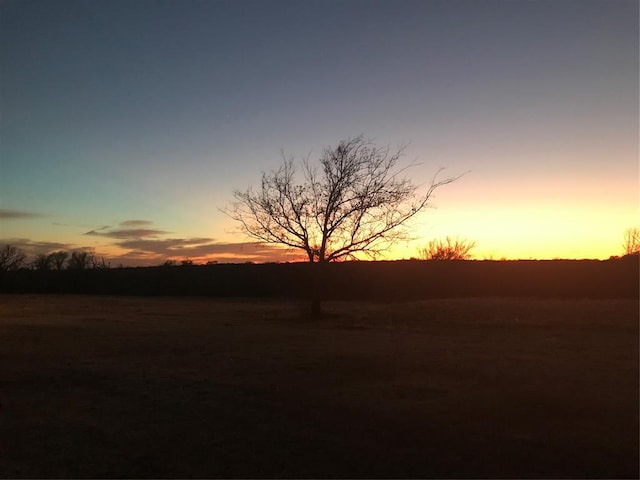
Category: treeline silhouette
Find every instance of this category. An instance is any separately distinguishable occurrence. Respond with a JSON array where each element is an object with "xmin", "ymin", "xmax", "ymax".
[{"xmin": 1, "ymin": 257, "xmax": 637, "ymax": 300}]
